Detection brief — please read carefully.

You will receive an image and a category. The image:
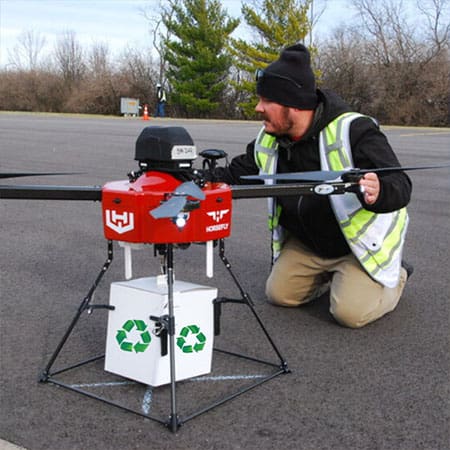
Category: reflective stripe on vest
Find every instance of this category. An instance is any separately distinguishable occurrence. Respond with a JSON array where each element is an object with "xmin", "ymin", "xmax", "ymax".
[
  {"xmin": 254, "ymin": 128, "xmax": 283, "ymax": 260},
  {"xmin": 319, "ymin": 112, "xmax": 408, "ymax": 287}
]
